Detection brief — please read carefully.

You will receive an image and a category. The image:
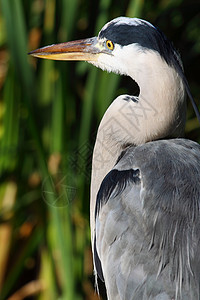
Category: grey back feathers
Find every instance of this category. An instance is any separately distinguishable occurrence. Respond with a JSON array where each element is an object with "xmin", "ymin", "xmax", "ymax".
[{"xmin": 94, "ymin": 139, "xmax": 200, "ymax": 299}]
